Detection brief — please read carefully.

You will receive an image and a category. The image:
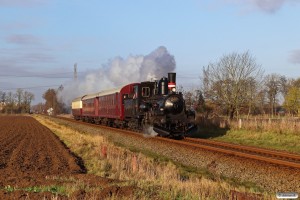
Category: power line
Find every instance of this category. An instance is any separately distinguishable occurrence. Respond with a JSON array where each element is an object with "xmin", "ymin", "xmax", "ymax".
[
  {"xmin": 0, "ymin": 85, "xmax": 62, "ymax": 91},
  {"xmin": 74, "ymin": 63, "xmax": 78, "ymax": 80},
  {"xmin": 0, "ymin": 72, "xmax": 77, "ymax": 79},
  {"xmin": 177, "ymin": 75, "xmax": 200, "ymax": 79}
]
